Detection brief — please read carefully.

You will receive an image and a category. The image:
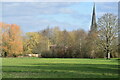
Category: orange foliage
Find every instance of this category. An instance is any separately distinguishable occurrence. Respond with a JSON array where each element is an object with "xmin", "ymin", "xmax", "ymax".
[{"xmin": 1, "ymin": 22, "xmax": 23, "ymax": 57}]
